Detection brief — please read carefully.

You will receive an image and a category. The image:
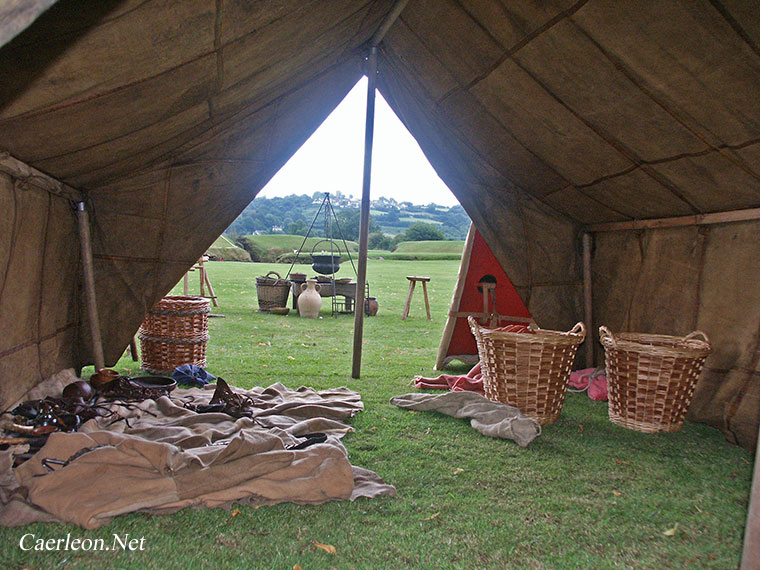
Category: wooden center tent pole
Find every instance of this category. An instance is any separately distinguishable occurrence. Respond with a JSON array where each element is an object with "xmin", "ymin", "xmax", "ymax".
[
  {"xmin": 582, "ymin": 232, "xmax": 594, "ymax": 368},
  {"xmin": 352, "ymin": 0, "xmax": 409, "ymax": 378},
  {"xmin": 76, "ymin": 201, "xmax": 105, "ymax": 371},
  {"xmin": 351, "ymin": 45, "xmax": 377, "ymax": 379}
]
